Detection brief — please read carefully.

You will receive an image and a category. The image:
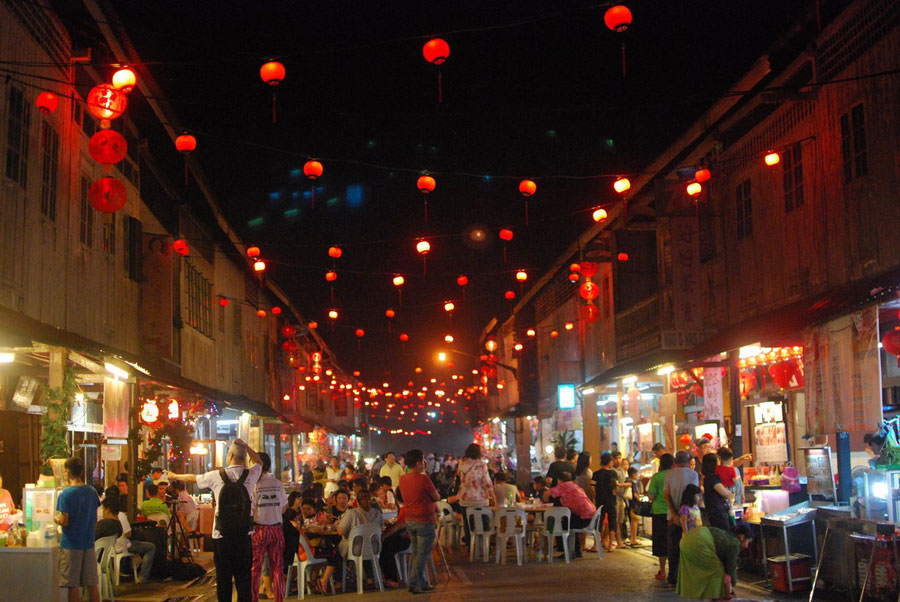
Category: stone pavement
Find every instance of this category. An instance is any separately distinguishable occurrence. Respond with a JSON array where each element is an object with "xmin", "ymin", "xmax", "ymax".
[{"xmin": 112, "ymin": 539, "xmax": 789, "ymax": 601}]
